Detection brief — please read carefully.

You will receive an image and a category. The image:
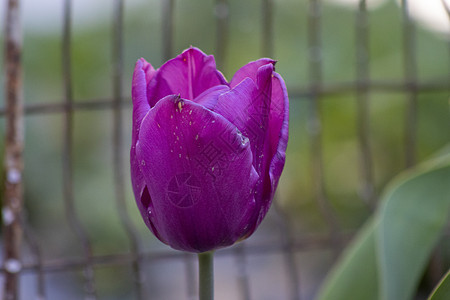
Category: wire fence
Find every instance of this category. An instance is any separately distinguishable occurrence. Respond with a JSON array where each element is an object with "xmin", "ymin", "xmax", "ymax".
[{"xmin": 1, "ymin": 0, "xmax": 449, "ymax": 299}]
